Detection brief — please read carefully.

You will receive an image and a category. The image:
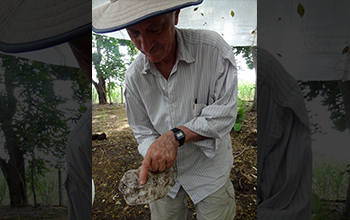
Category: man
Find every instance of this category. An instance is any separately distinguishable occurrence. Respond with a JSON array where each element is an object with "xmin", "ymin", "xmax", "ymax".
[
  {"xmin": 64, "ymin": 34, "xmax": 93, "ymax": 220},
  {"xmin": 0, "ymin": 1, "xmax": 92, "ymax": 219},
  {"xmin": 93, "ymin": 1, "xmax": 238, "ymax": 219},
  {"xmin": 256, "ymin": 48, "xmax": 312, "ymax": 220}
]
